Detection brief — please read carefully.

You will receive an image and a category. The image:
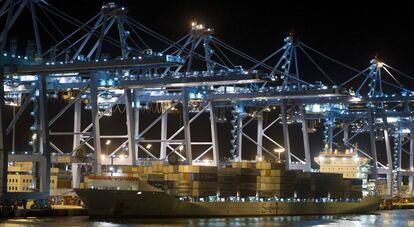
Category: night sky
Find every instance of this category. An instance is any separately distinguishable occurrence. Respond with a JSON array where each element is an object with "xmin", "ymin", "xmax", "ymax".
[
  {"xmin": 3, "ymin": 1, "xmax": 414, "ymax": 167},
  {"xmin": 42, "ymin": 0, "xmax": 414, "ymax": 70}
]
